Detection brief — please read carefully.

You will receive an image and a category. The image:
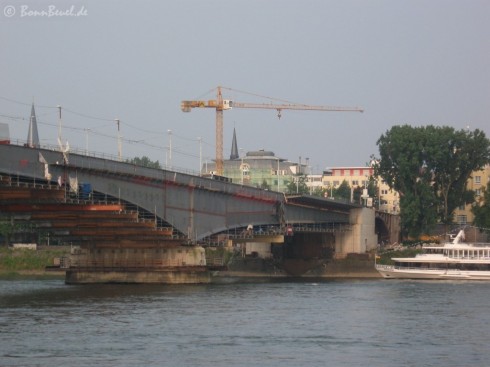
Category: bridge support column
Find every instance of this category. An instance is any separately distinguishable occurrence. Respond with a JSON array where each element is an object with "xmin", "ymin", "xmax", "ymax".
[
  {"xmin": 335, "ymin": 208, "xmax": 377, "ymax": 257},
  {"xmin": 65, "ymin": 246, "xmax": 211, "ymax": 284},
  {"xmin": 66, "ymin": 268, "xmax": 210, "ymax": 284}
]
